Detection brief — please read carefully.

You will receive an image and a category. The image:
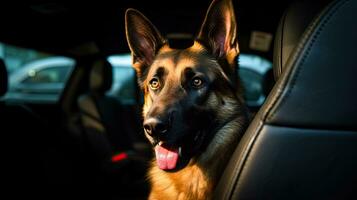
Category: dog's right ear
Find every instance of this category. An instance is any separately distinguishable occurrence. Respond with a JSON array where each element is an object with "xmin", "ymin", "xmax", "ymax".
[{"xmin": 125, "ymin": 9, "xmax": 165, "ymax": 83}]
